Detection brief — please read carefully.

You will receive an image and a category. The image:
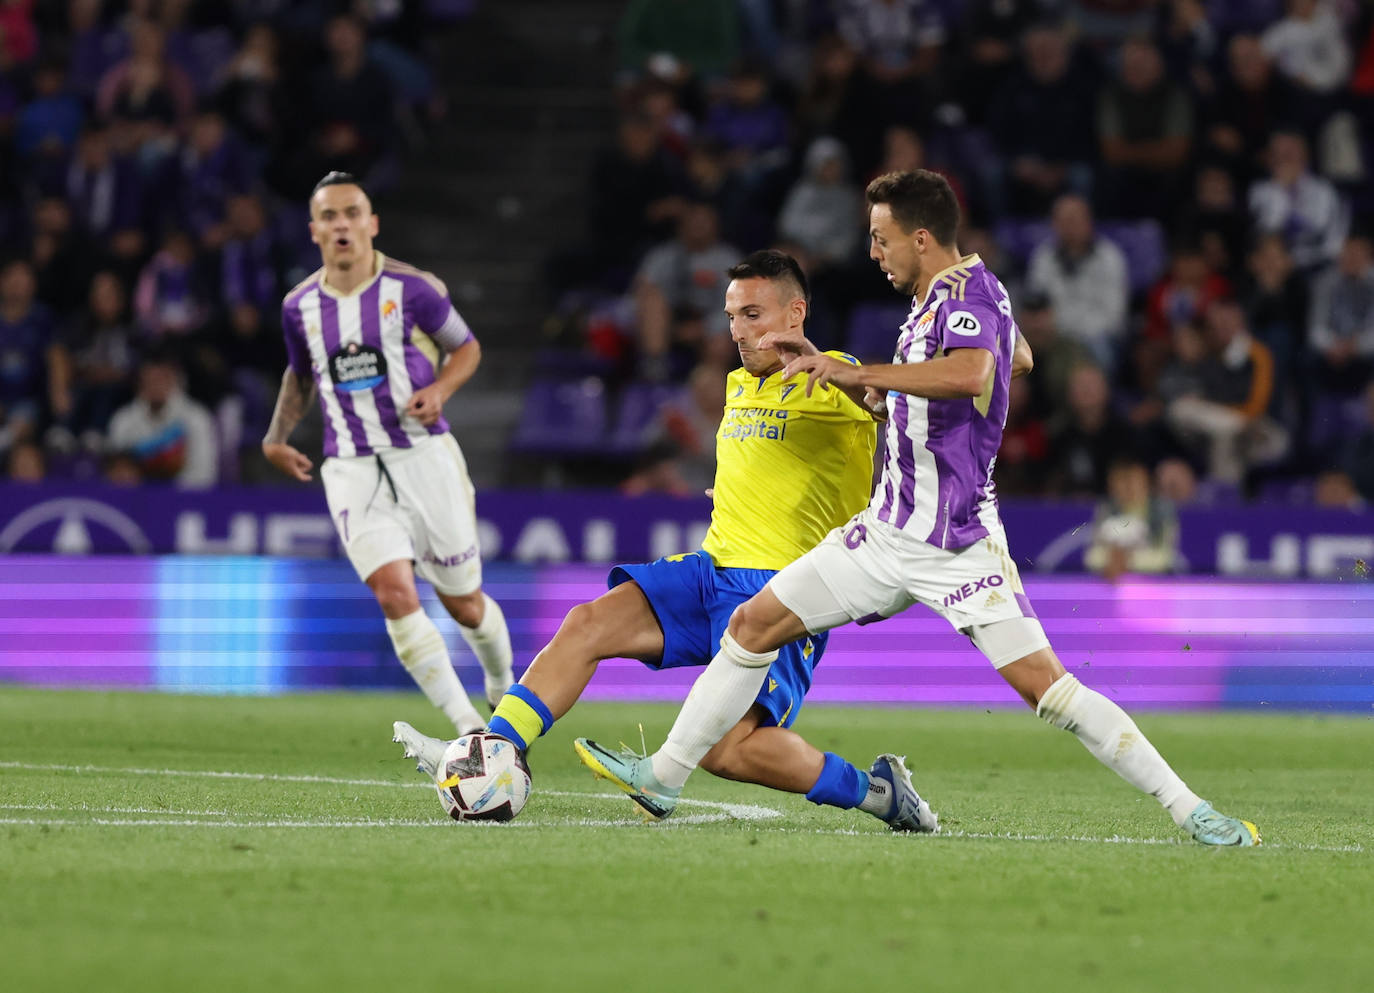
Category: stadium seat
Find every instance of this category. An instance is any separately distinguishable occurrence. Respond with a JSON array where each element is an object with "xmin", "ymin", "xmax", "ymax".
[
  {"xmin": 509, "ymin": 376, "xmax": 609, "ymax": 457},
  {"xmin": 1099, "ymin": 219, "xmax": 1168, "ymax": 295},
  {"xmin": 607, "ymin": 382, "xmax": 680, "ymax": 457}
]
